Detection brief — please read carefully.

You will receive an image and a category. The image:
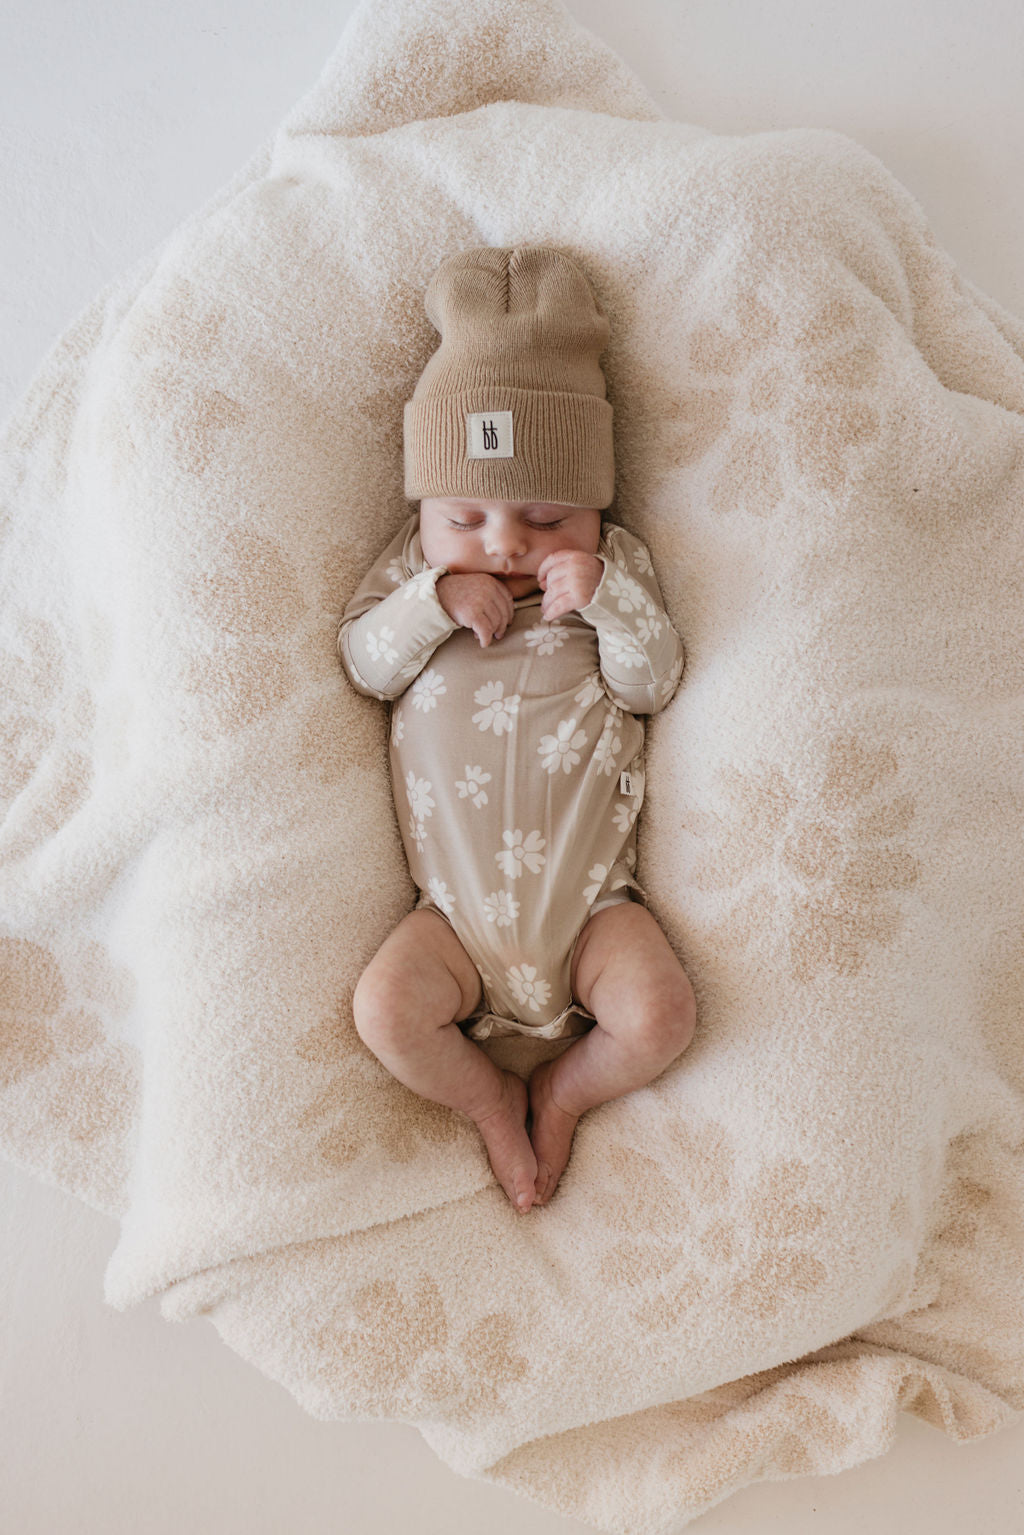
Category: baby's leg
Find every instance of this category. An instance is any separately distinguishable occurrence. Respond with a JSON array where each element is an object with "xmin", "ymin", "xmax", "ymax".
[
  {"xmin": 352, "ymin": 909, "xmax": 538, "ymax": 1211},
  {"xmin": 529, "ymin": 903, "xmax": 696, "ymax": 1205}
]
